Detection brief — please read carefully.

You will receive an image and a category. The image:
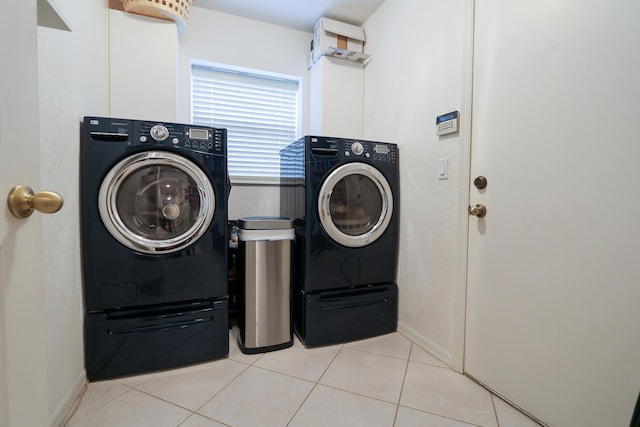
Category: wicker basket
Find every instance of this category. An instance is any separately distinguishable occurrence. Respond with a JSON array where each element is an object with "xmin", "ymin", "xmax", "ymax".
[{"xmin": 122, "ymin": 0, "xmax": 193, "ymax": 31}]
